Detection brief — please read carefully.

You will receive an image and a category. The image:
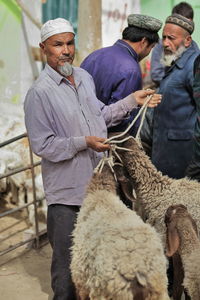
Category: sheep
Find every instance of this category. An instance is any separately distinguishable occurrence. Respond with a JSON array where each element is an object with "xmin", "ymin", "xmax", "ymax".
[
  {"xmin": 112, "ymin": 136, "xmax": 200, "ymax": 246},
  {"xmin": 70, "ymin": 163, "xmax": 170, "ymax": 300},
  {"xmin": 0, "ymin": 110, "xmax": 46, "ymax": 226},
  {"xmin": 165, "ymin": 204, "xmax": 200, "ymax": 300},
  {"xmin": 0, "ymin": 160, "xmax": 7, "ymax": 193}
]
